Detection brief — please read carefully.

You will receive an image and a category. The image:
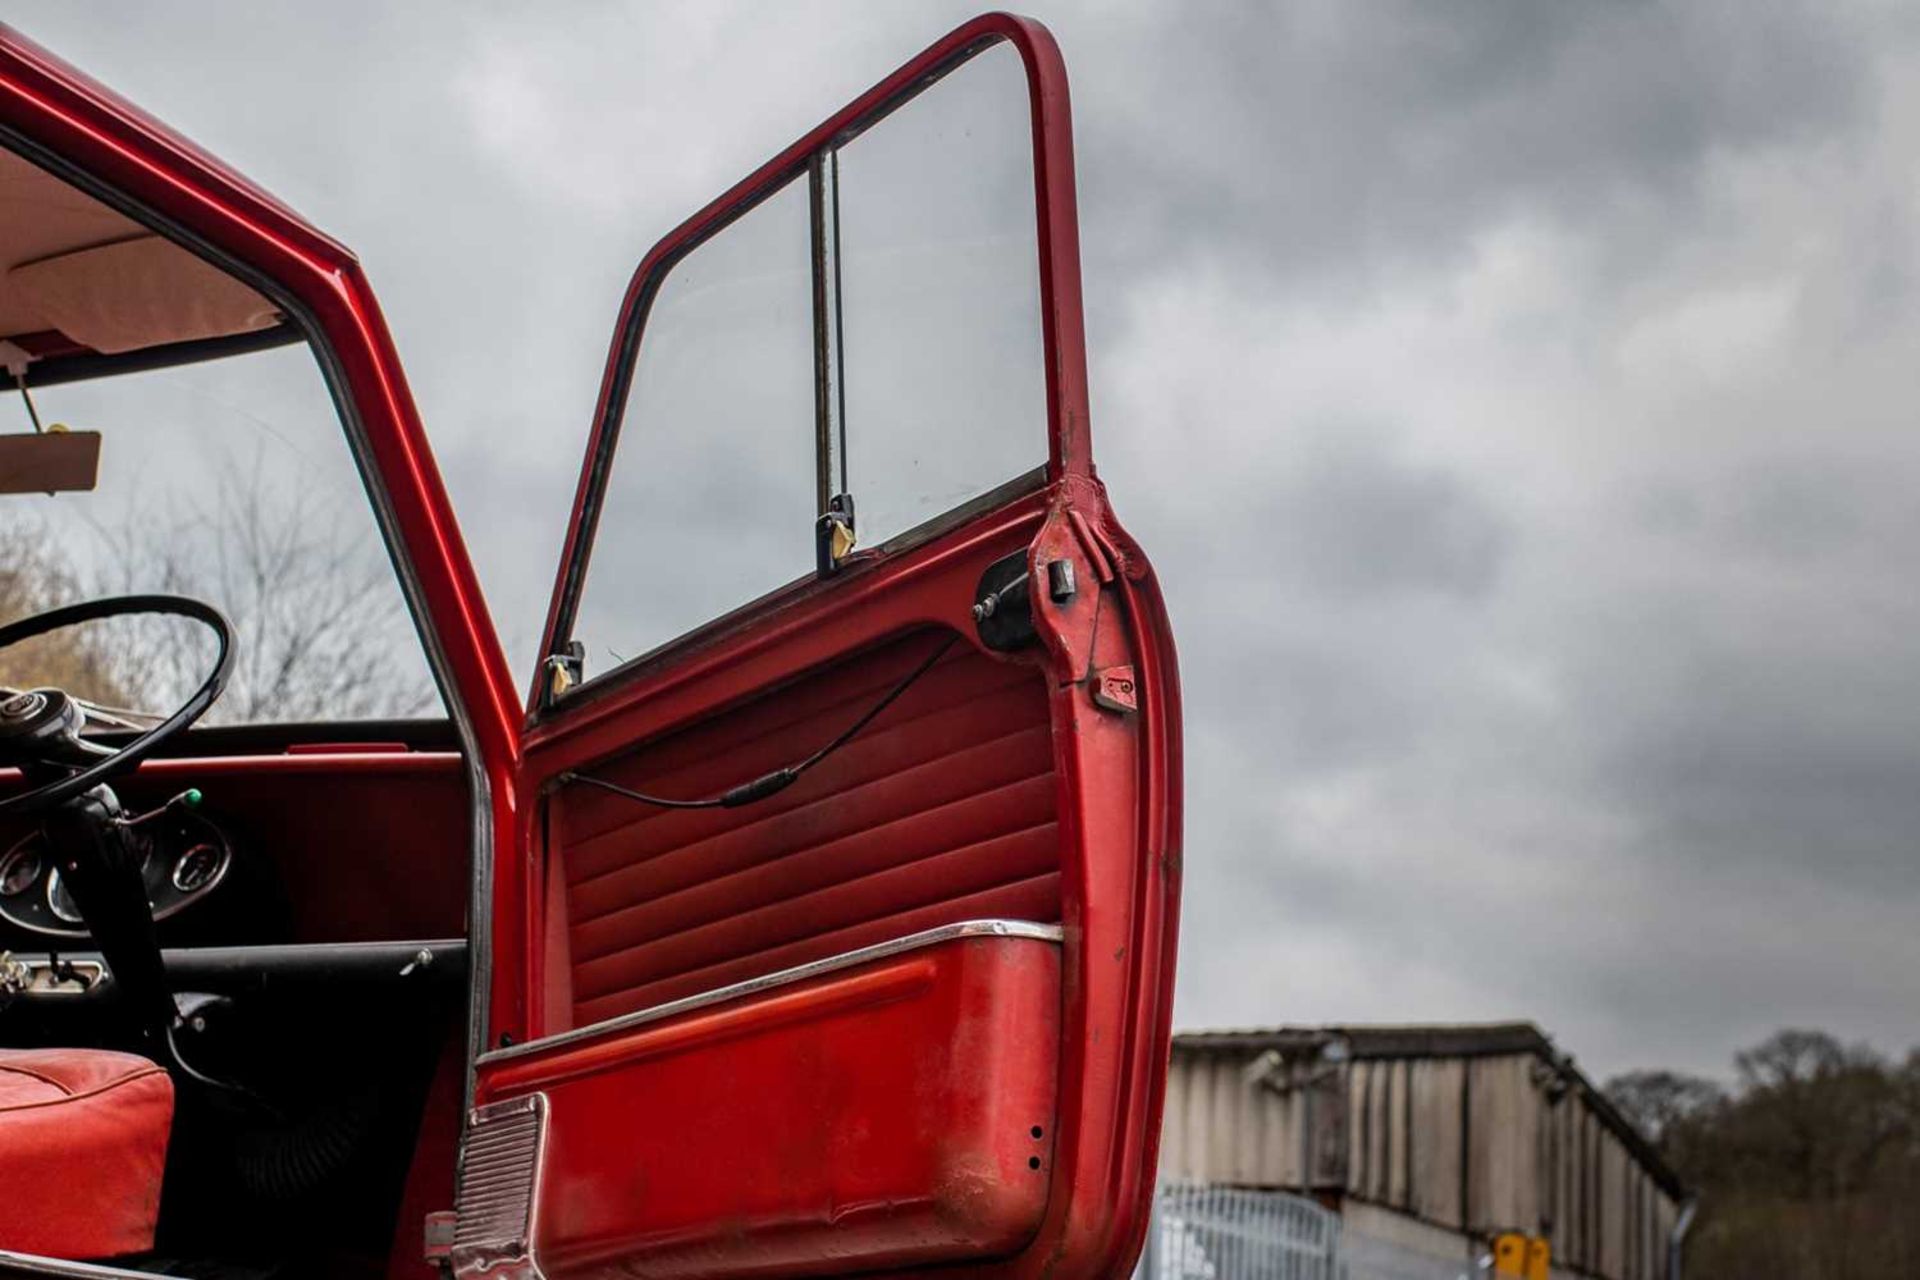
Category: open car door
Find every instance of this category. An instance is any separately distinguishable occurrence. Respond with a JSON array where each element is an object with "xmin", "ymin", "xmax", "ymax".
[{"xmin": 464, "ymin": 15, "xmax": 1180, "ymax": 1280}]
